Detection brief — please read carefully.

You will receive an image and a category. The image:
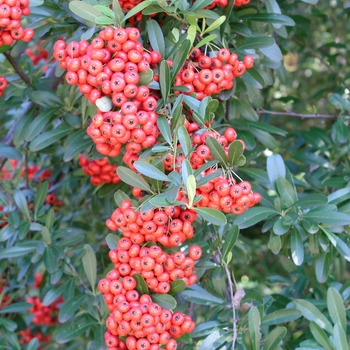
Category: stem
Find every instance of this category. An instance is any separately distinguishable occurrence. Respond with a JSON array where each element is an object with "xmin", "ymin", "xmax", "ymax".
[
  {"xmin": 3, "ymin": 51, "xmax": 31, "ymax": 85},
  {"xmin": 257, "ymin": 108, "xmax": 338, "ymax": 119},
  {"xmin": 224, "ymin": 265, "xmax": 237, "ymax": 350},
  {"xmin": 0, "ymin": 183, "xmax": 14, "ymax": 206}
]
